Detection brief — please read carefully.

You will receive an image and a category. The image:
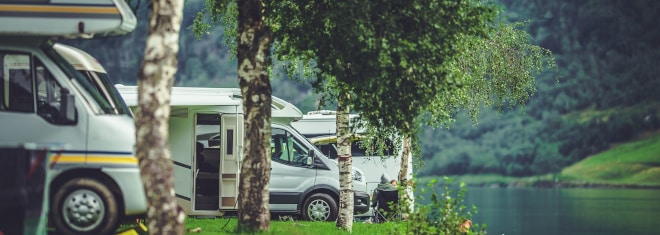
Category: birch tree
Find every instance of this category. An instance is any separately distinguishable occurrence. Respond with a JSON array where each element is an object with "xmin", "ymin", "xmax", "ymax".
[
  {"xmin": 191, "ymin": 0, "xmax": 275, "ymax": 231},
  {"xmin": 192, "ymin": 0, "xmax": 274, "ymax": 231},
  {"xmin": 335, "ymin": 92, "xmax": 353, "ymax": 228},
  {"xmin": 236, "ymin": 0, "xmax": 273, "ymax": 232},
  {"xmin": 135, "ymin": 0, "xmax": 185, "ymax": 234}
]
